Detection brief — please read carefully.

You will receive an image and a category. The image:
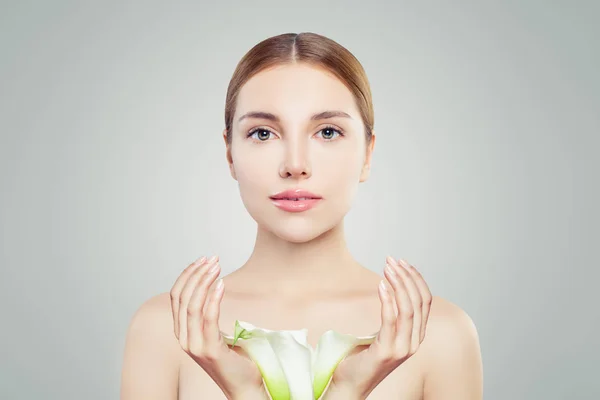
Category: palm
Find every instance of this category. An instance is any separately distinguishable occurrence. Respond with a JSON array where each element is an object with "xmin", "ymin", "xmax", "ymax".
[
  {"xmin": 331, "ymin": 256, "xmax": 433, "ymax": 396},
  {"xmin": 226, "ymin": 343, "xmax": 264, "ymax": 386},
  {"xmin": 331, "ymin": 343, "xmax": 375, "ymax": 385}
]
